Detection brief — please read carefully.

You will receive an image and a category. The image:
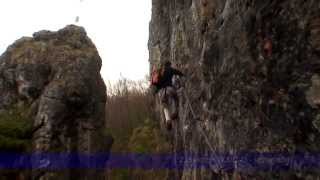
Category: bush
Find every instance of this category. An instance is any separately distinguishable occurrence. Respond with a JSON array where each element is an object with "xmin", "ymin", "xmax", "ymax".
[
  {"xmin": 0, "ymin": 103, "xmax": 33, "ymax": 151},
  {"xmin": 128, "ymin": 119, "xmax": 170, "ymax": 154},
  {"xmin": 105, "ymin": 78, "xmax": 170, "ymax": 179}
]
